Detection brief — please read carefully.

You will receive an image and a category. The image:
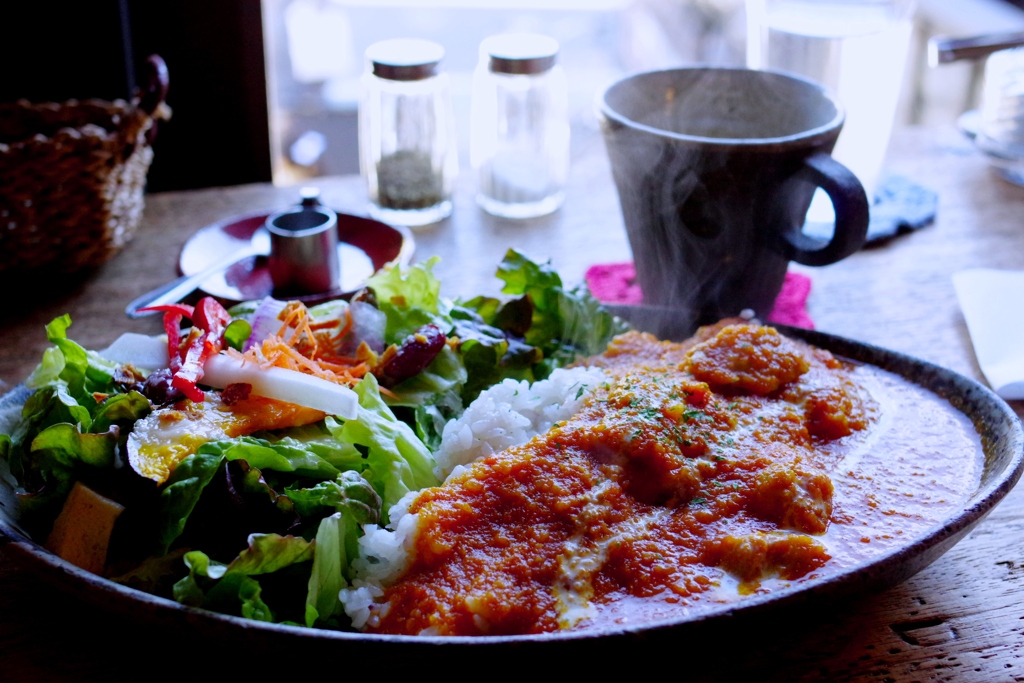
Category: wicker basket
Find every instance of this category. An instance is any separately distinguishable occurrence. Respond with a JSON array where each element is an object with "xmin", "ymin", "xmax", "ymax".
[{"xmin": 0, "ymin": 55, "xmax": 170, "ymax": 274}]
